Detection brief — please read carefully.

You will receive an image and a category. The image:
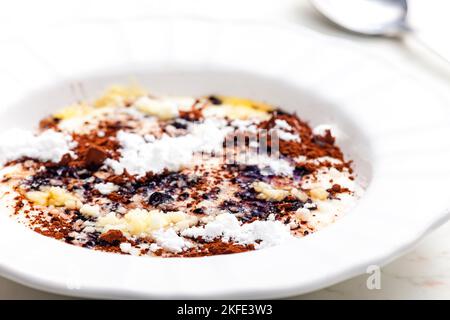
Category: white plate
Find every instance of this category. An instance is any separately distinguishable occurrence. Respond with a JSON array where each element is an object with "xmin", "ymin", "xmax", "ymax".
[{"xmin": 0, "ymin": 17, "xmax": 449, "ymax": 299}]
